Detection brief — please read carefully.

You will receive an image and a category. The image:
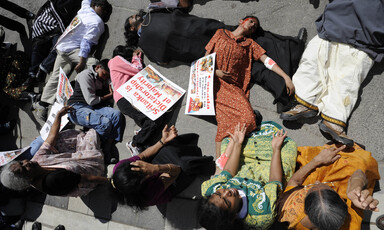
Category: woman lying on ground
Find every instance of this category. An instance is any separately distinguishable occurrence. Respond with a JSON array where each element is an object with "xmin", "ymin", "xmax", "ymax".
[
  {"xmin": 0, "ymin": 106, "xmax": 107, "ymax": 197},
  {"xmin": 204, "ymin": 16, "xmax": 294, "ymax": 160},
  {"xmin": 110, "ymin": 125, "xmax": 215, "ymax": 209},
  {"xmin": 125, "ymin": 10, "xmax": 305, "ymax": 112},
  {"xmin": 277, "ymin": 144, "xmax": 380, "ymax": 230},
  {"xmin": 109, "ymin": 45, "xmax": 165, "ymax": 156},
  {"xmin": 198, "ymin": 122, "xmax": 297, "ymax": 230}
]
